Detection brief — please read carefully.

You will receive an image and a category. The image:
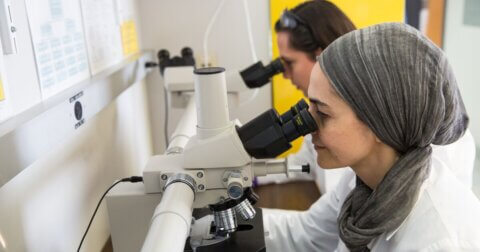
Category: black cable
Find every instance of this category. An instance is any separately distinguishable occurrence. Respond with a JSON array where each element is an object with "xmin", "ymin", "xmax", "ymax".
[
  {"xmin": 164, "ymin": 85, "xmax": 170, "ymax": 148},
  {"xmin": 77, "ymin": 176, "xmax": 143, "ymax": 252}
]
